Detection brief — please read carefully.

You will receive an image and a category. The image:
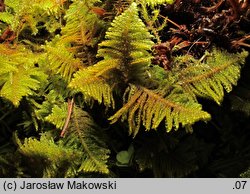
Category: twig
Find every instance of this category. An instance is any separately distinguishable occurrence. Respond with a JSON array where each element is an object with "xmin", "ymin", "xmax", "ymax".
[
  {"xmin": 201, "ymin": 0, "xmax": 225, "ymax": 12},
  {"xmin": 231, "ymin": 34, "xmax": 250, "ymax": 48},
  {"xmin": 60, "ymin": 98, "xmax": 74, "ymax": 137},
  {"xmin": 227, "ymin": 0, "xmax": 241, "ymax": 19},
  {"xmin": 241, "ymin": 0, "xmax": 249, "ymax": 9}
]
